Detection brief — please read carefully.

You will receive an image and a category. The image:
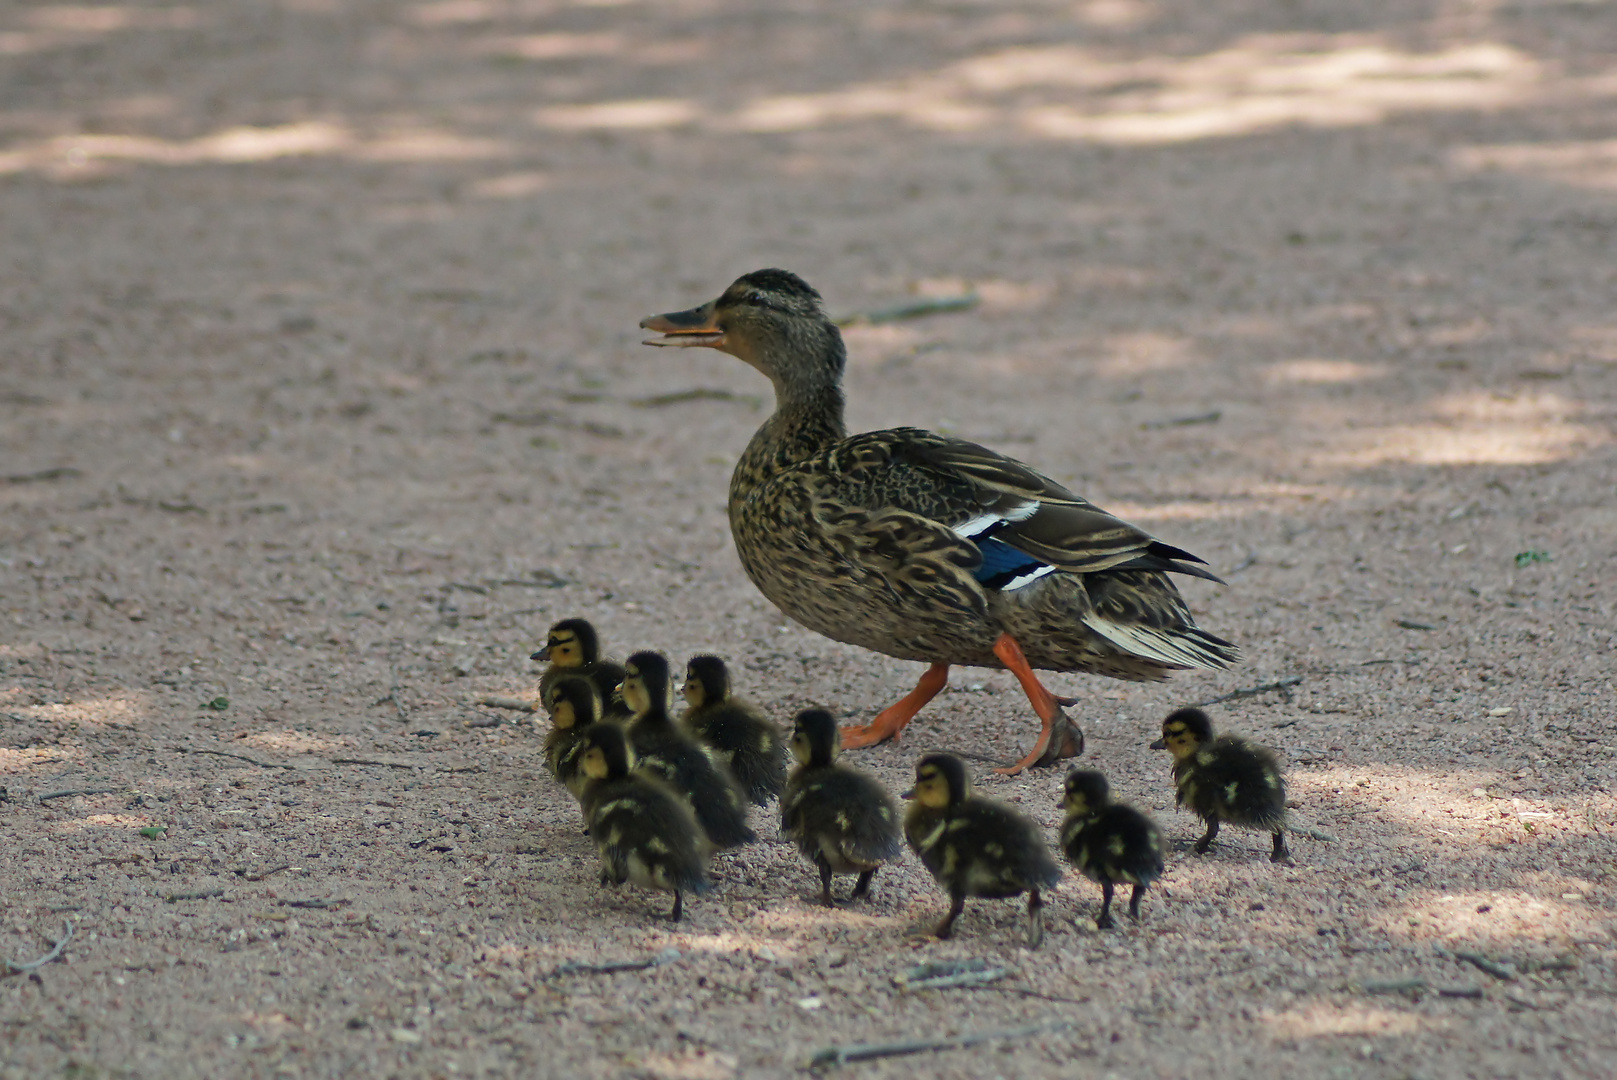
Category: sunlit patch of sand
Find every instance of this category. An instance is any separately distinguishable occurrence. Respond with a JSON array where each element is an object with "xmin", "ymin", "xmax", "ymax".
[
  {"xmin": 11, "ymin": 693, "xmax": 151, "ymax": 730},
  {"xmin": 1389, "ymin": 886, "xmax": 1609, "ymax": 945},
  {"xmin": 1263, "ymin": 1003, "xmax": 1434, "ymax": 1040},
  {"xmin": 78, "ymin": 813, "xmax": 151, "ymax": 829},
  {"xmin": 1319, "ymin": 420, "xmax": 1606, "ymax": 466},
  {"xmin": 533, "ymin": 99, "xmax": 700, "ymax": 131},
  {"xmin": 1096, "ymin": 330, "xmax": 1201, "ymax": 375},
  {"xmin": 239, "ymin": 730, "xmax": 344, "ymax": 755},
  {"xmin": 1265, "ymin": 359, "xmax": 1388, "ymax": 384},
  {"xmin": 637, "ymin": 1048, "xmax": 739, "ymax": 1080},
  {"xmin": 0, "ymin": 746, "xmax": 88, "ymax": 775}
]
